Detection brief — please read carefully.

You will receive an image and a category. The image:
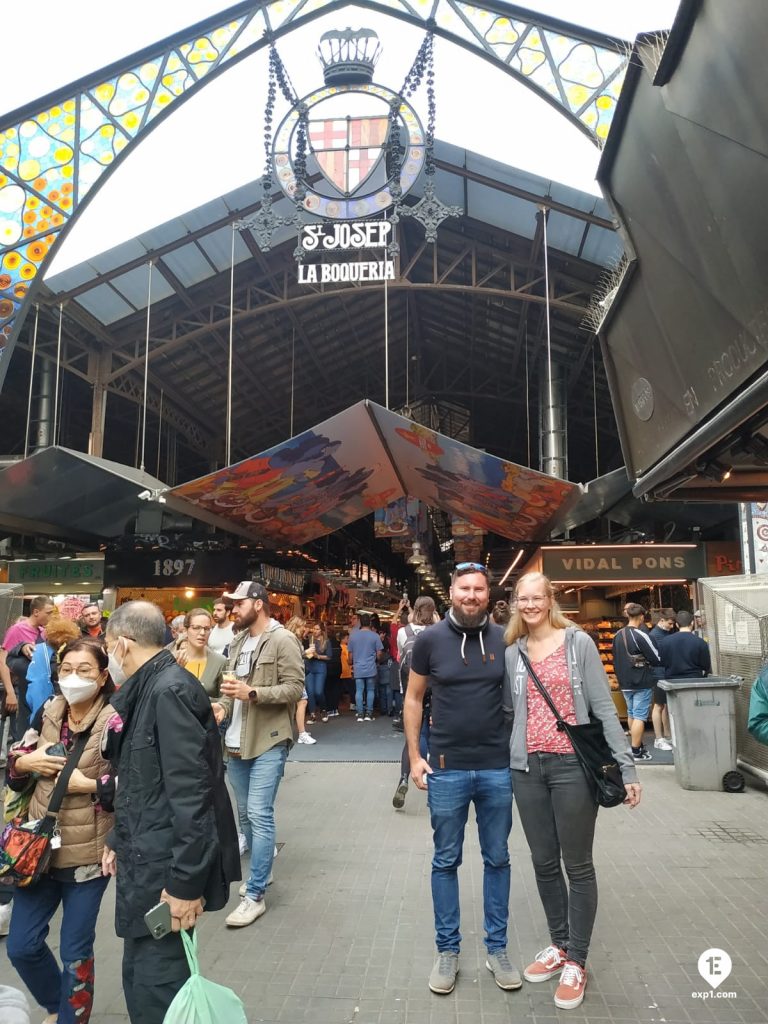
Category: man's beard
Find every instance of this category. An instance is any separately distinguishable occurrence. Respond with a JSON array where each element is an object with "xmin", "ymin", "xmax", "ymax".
[
  {"xmin": 235, "ymin": 608, "xmax": 257, "ymax": 630},
  {"xmin": 451, "ymin": 603, "xmax": 487, "ymax": 629}
]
